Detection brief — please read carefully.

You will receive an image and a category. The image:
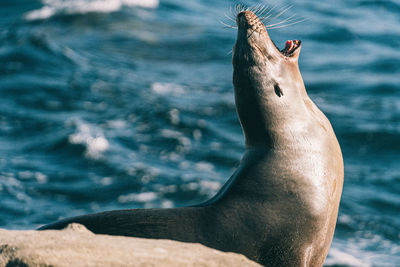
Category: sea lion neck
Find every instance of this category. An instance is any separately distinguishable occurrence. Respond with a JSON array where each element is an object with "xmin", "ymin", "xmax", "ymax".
[{"xmin": 232, "ymin": 11, "xmax": 308, "ymax": 148}]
